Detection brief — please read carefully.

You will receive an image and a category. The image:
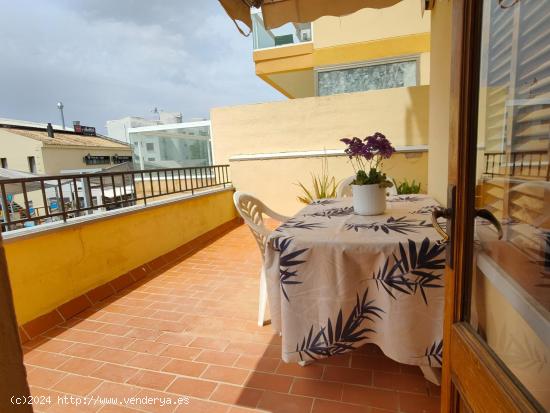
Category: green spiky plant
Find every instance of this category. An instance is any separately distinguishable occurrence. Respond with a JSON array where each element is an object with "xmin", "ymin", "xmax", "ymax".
[
  {"xmin": 393, "ymin": 178, "xmax": 422, "ymax": 194},
  {"xmin": 296, "ymin": 157, "xmax": 339, "ymax": 204}
]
